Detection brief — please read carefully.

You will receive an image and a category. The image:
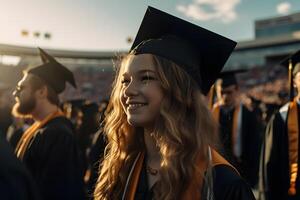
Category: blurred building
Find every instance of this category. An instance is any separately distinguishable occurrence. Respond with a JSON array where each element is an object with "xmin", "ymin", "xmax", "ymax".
[
  {"xmin": 223, "ymin": 11, "xmax": 300, "ymax": 104},
  {"xmin": 255, "ymin": 12, "xmax": 300, "ymax": 39},
  {"xmin": 226, "ymin": 11, "xmax": 300, "ymax": 71}
]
